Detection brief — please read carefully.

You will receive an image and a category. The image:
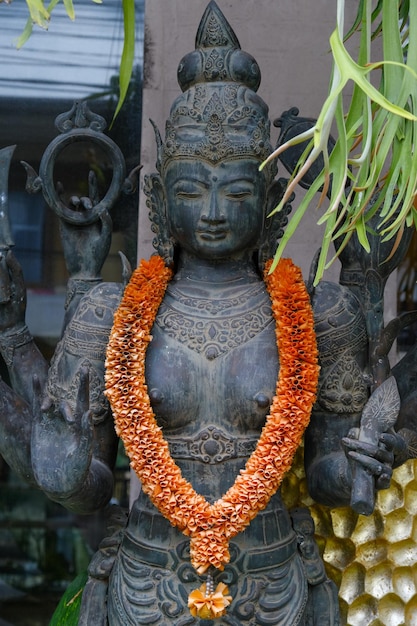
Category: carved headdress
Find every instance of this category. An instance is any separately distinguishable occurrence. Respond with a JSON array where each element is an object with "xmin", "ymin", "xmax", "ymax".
[{"xmin": 153, "ymin": 1, "xmax": 276, "ymax": 181}]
